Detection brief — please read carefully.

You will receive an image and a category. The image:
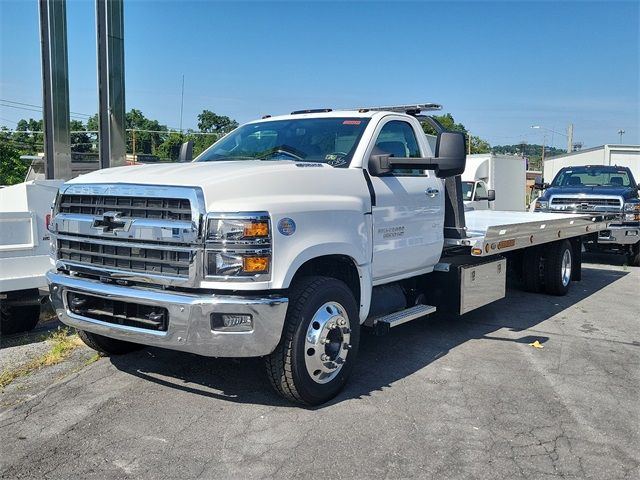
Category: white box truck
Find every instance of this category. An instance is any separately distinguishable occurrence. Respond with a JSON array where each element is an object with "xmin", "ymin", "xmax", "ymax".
[{"xmin": 461, "ymin": 154, "xmax": 526, "ymax": 211}]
